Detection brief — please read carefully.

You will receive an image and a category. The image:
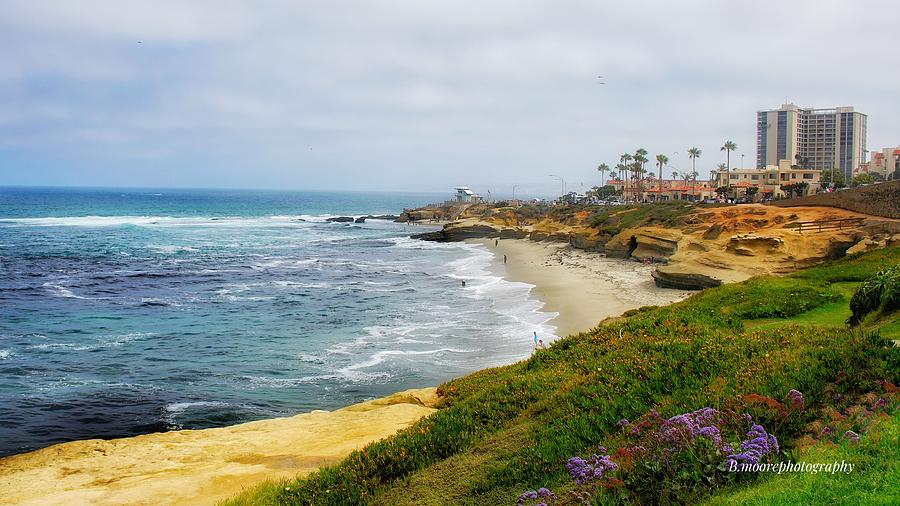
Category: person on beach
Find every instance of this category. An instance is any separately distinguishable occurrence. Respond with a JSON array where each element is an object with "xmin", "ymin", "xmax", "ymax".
[
  {"xmin": 495, "ymin": 239, "xmax": 499, "ymax": 247},
  {"xmin": 461, "ymin": 280, "xmax": 466, "ymax": 287},
  {"xmin": 533, "ymin": 331, "xmax": 539, "ymax": 350},
  {"xmin": 536, "ymin": 339, "xmax": 546, "ymax": 350},
  {"xmin": 503, "ymin": 254, "xmax": 507, "ymax": 264}
]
